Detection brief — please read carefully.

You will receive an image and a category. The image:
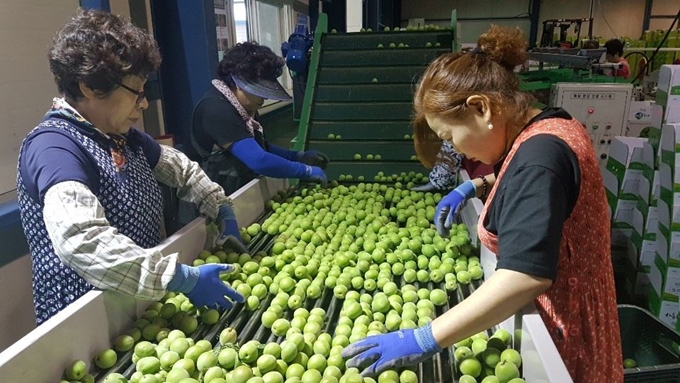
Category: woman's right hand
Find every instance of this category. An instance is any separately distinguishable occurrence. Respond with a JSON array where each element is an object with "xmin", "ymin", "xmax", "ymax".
[
  {"xmin": 302, "ymin": 165, "xmax": 327, "ymax": 187},
  {"xmin": 342, "ymin": 322, "xmax": 441, "ymax": 377},
  {"xmin": 170, "ymin": 263, "xmax": 244, "ymax": 309},
  {"xmin": 187, "ymin": 264, "xmax": 244, "ymax": 309},
  {"xmin": 435, "ymin": 180, "xmax": 476, "ymax": 236}
]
